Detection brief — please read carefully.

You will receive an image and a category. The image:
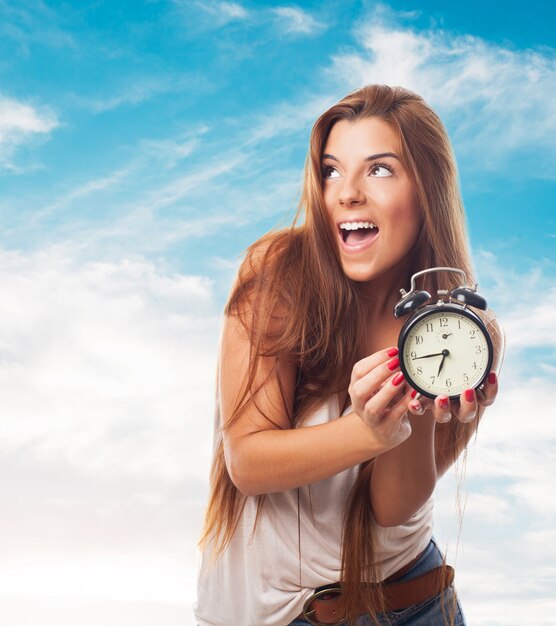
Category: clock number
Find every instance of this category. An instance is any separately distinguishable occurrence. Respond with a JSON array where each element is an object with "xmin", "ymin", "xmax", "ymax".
[
  {"xmin": 430, "ymin": 376, "xmax": 436, "ymax": 385},
  {"xmin": 411, "ymin": 351, "xmax": 417, "ymax": 358},
  {"xmin": 469, "ymin": 329, "xmax": 476, "ymax": 339},
  {"xmin": 426, "ymin": 322, "xmax": 434, "ymax": 332},
  {"xmin": 472, "ymin": 361, "xmax": 478, "ymax": 370},
  {"xmin": 439, "ymin": 317, "xmax": 448, "ymax": 327},
  {"xmin": 457, "ymin": 320, "xmax": 462, "ymax": 329},
  {"xmin": 475, "ymin": 345, "xmax": 482, "ymax": 354},
  {"xmin": 463, "ymin": 373, "xmax": 469, "ymax": 384},
  {"xmin": 445, "ymin": 378, "xmax": 452, "ymax": 388},
  {"xmin": 417, "ymin": 366, "xmax": 423, "ymax": 375},
  {"xmin": 415, "ymin": 335, "xmax": 423, "ymax": 345}
]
